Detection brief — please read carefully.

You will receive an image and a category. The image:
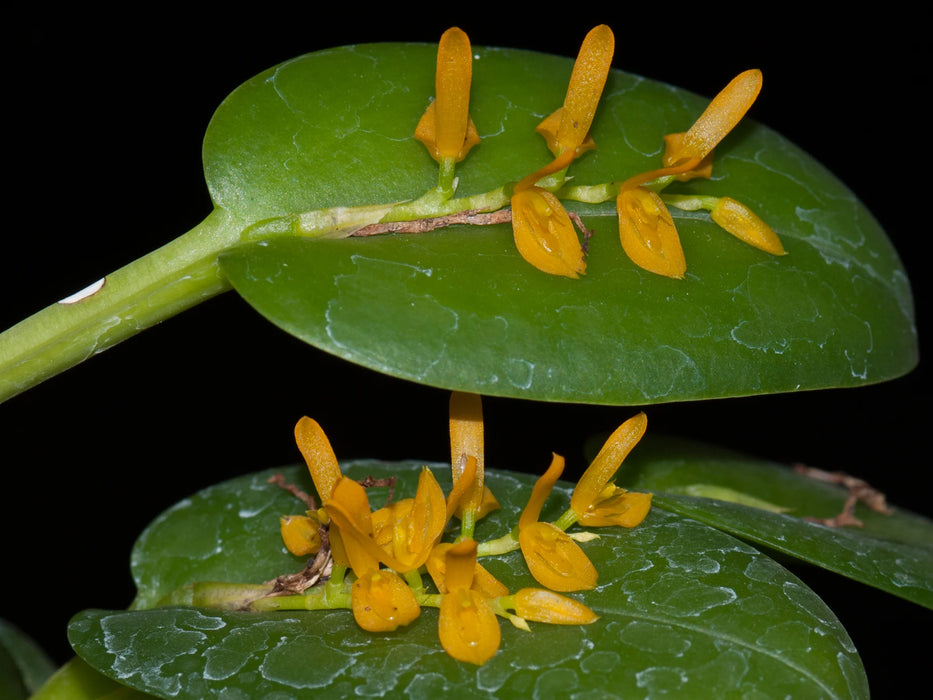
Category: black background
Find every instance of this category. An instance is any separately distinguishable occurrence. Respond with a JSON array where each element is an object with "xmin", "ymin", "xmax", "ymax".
[{"xmin": 3, "ymin": 7, "xmax": 929, "ymax": 697}]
